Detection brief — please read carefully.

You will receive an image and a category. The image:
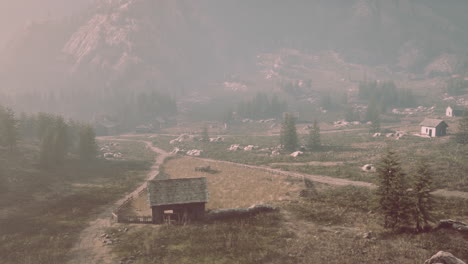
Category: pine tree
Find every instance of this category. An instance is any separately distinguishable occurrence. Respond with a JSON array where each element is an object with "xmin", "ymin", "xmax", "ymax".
[
  {"xmin": 201, "ymin": 124, "xmax": 209, "ymax": 142},
  {"xmin": 411, "ymin": 159, "xmax": 435, "ymax": 232},
  {"xmin": 369, "ymin": 114, "xmax": 381, "ymax": 134},
  {"xmin": 0, "ymin": 107, "xmax": 19, "ymax": 152},
  {"xmin": 307, "ymin": 120, "xmax": 321, "ymax": 151},
  {"xmin": 39, "ymin": 128, "xmax": 56, "ymax": 169},
  {"xmin": 280, "ymin": 113, "xmax": 298, "ymax": 152},
  {"xmin": 375, "ymin": 149, "xmax": 412, "ymax": 229},
  {"xmin": 455, "ymin": 111, "xmax": 468, "ymax": 144},
  {"xmin": 52, "ymin": 116, "xmax": 69, "ymax": 164},
  {"xmin": 79, "ymin": 125, "xmax": 97, "ymax": 162}
]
